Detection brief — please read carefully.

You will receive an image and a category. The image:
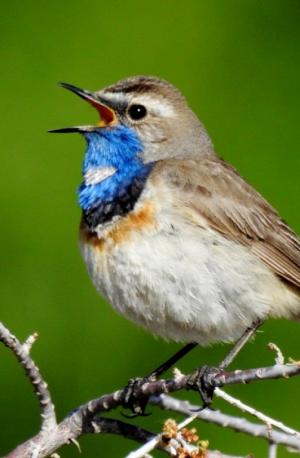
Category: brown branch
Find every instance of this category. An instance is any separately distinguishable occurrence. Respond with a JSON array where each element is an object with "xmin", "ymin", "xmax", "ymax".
[
  {"xmin": 64, "ymin": 359, "xmax": 300, "ymax": 423},
  {"xmin": 1, "ymin": 320, "xmax": 300, "ymax": 457},
  {"xmin": 0, "ymin": 322, "xmax": 56, "ymax": 433},
  {"xmin": 89, "ymin": 418, "xmax": 238, "ymax": 458},
  {"xmin": 86, "ymin": 416, "xmax": 155, "ymax": 442}
]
